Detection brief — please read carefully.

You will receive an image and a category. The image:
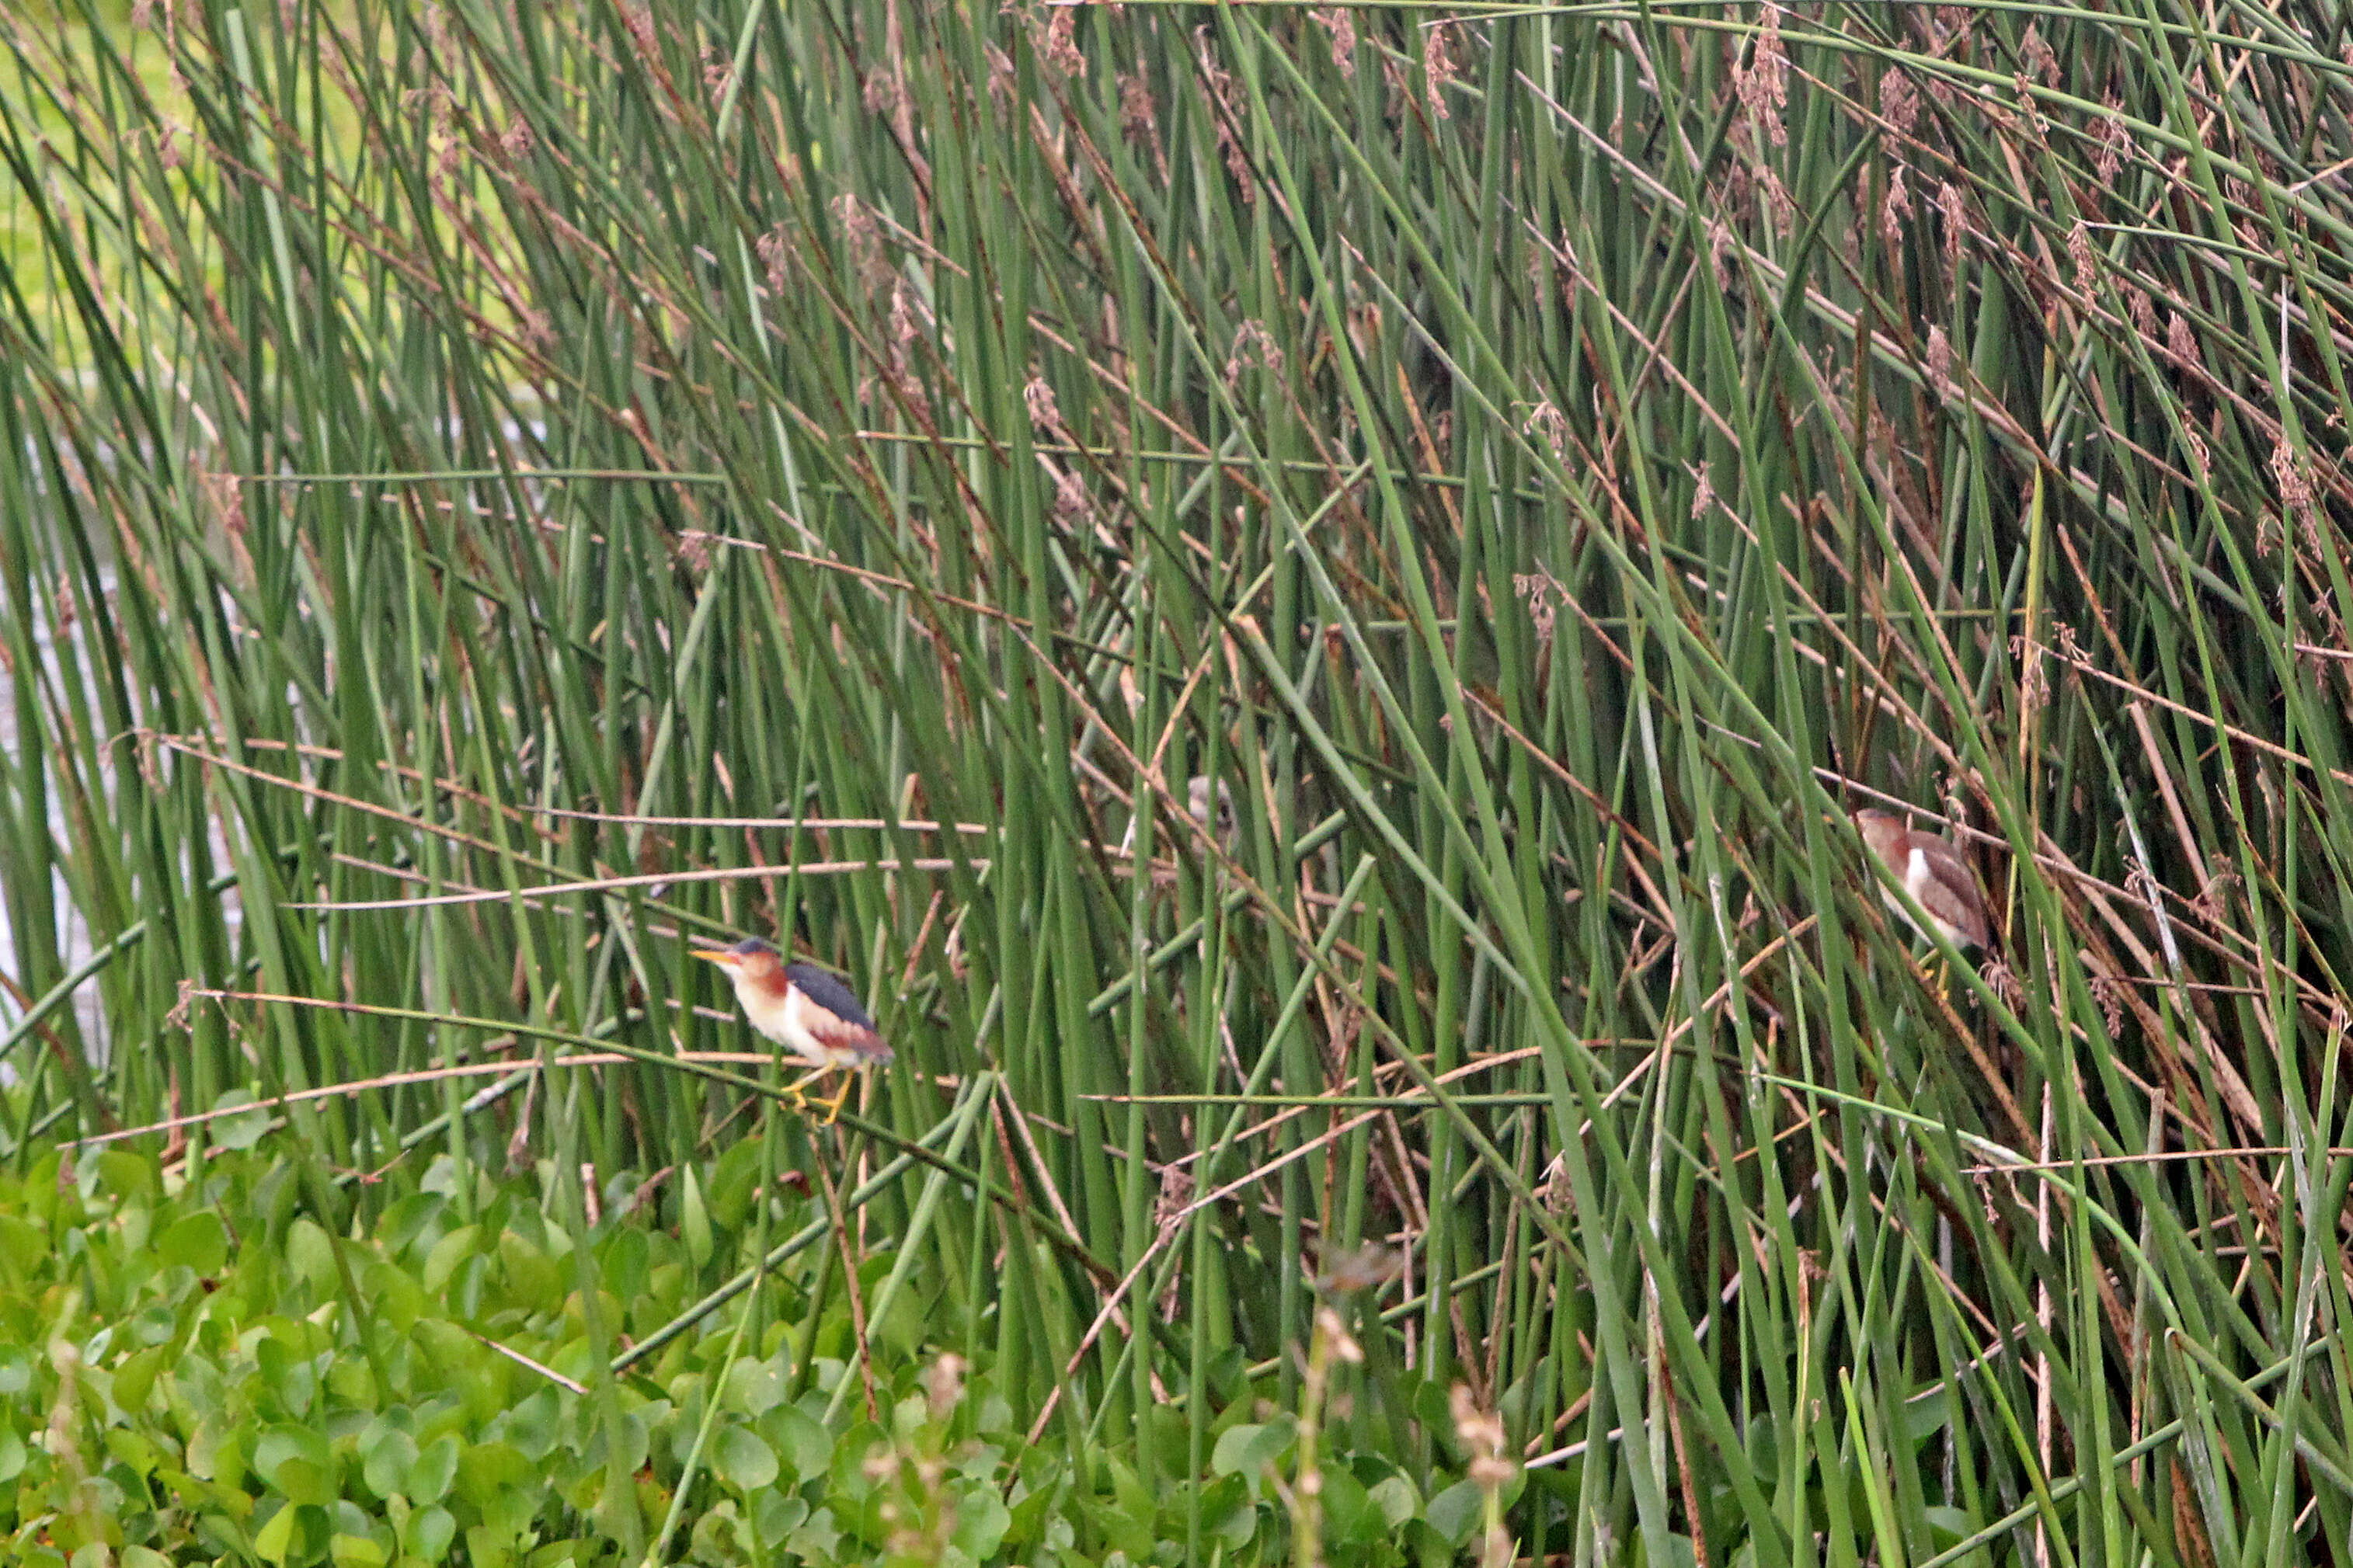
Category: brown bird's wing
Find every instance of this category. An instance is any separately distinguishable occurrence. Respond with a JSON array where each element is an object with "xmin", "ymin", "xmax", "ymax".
[
  {"xmin": 1910, "ymin": 836, "xmax": 1992, "ymax": 949},
  {"xmin": 805, "ymin": 1011, "xmax": 893, "ymax": 1064},
  {"xmin": 783, "ymin": 964, "xmax": 893, "ymax": 1062}
]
